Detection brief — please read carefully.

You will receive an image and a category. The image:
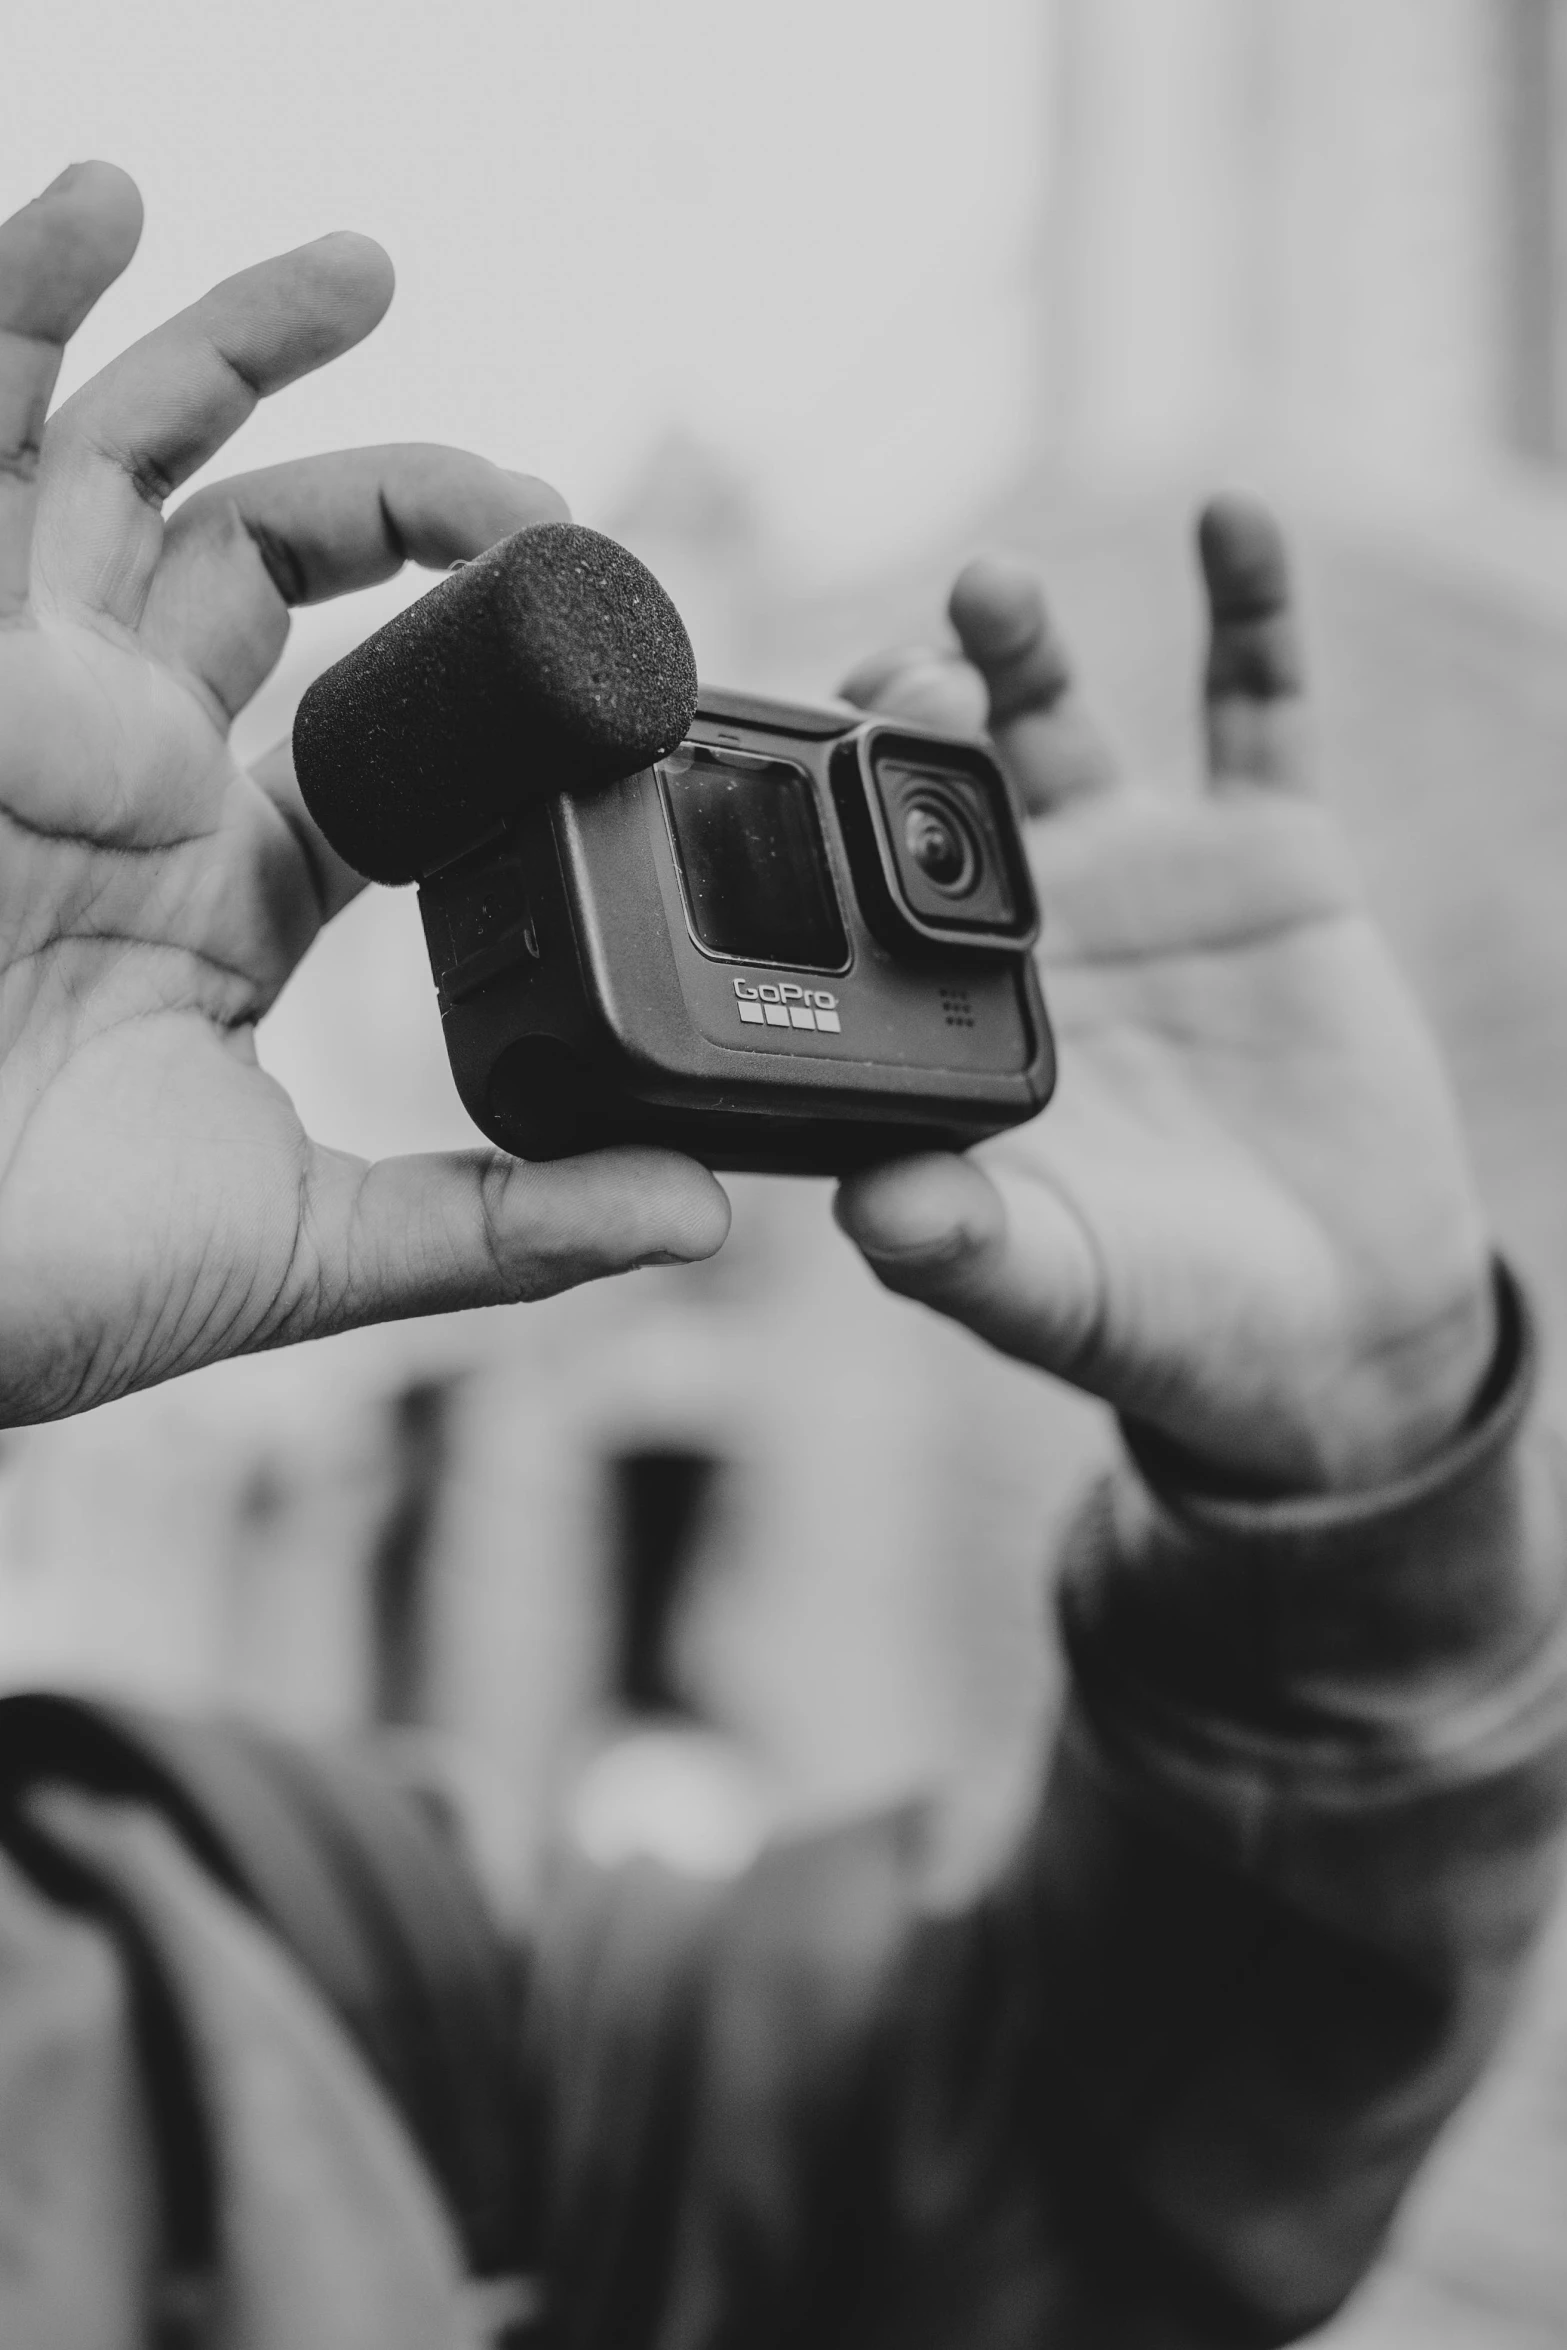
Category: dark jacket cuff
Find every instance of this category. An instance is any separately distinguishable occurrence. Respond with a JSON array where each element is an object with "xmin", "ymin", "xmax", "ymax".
[{"xmin": 1058, "ymin": 1260, "xmax": 1567, "ymax": 1747}]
